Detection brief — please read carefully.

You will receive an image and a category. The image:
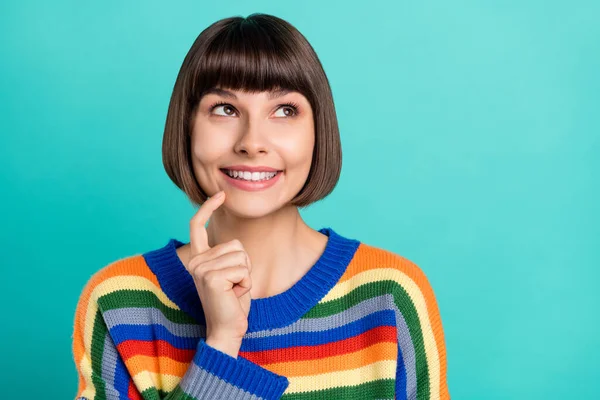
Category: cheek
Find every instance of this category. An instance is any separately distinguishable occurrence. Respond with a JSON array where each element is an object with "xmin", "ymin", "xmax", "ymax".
[
  {"xmin": 276, "ymin": 125, "xmax": 315, "ymax": 169},
  {"xmin": 191, "ymin": 124, "xmax": 230, "ymax": 164}
]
